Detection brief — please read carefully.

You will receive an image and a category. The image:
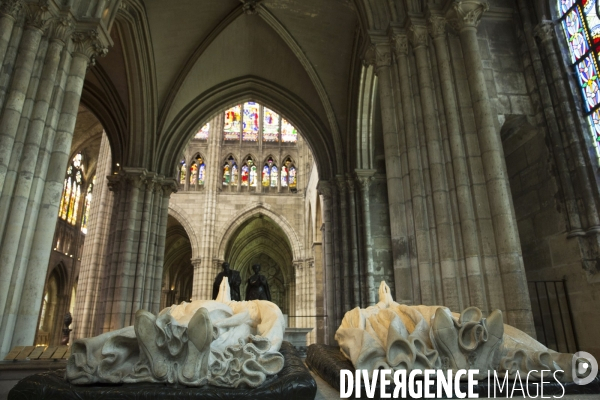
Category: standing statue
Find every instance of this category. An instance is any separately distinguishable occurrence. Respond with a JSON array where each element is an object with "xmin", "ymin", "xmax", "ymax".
[
  {"xmin": 245, "ymin": 264, "xmax": 271, "ymax": 301},
  {"xmin": 212, "ymin": 262, "xmax": 241, "ymax": 301}
]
